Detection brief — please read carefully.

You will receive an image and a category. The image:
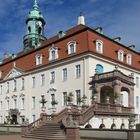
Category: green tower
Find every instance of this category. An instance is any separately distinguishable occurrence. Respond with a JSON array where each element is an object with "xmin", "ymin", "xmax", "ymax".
[{"xmin": 23, "ymin": 0, "xmax": 46, "ymax": 51}]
